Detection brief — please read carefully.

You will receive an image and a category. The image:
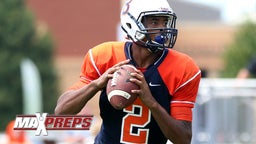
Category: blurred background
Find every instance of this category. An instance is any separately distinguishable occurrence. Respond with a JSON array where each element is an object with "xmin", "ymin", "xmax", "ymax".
[{"xmin": 0, "ymin": 0, "xmax": 256, "ymax": 143}]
